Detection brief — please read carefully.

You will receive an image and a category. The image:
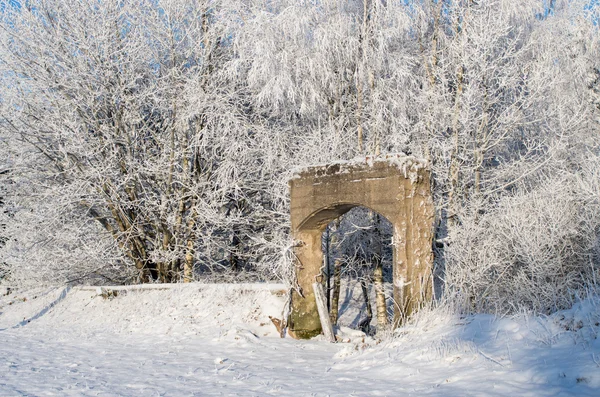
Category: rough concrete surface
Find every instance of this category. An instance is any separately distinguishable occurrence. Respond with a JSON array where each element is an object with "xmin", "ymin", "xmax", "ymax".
[{"xmin": 289, "ymin": 155, "xmax": 434, "ymax": 338}]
